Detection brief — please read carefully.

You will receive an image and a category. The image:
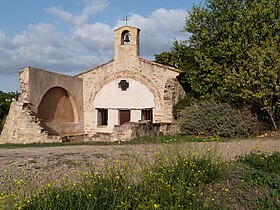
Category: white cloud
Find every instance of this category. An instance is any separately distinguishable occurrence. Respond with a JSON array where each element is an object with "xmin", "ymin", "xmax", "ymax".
[
  {"xmin": 116, "ymin": 8, "xmax": 189, "ymax": 58},
  {"xmin": 0, "ymin": 23, "xmax": 113, "ymax": 75},
  {"xmin": 151, "ymin": 8, "xmax": 187, "ymax": 33},
  {"xmin": 72, "ymin": 23, "xmax": 114, "ymax": 50},
  {"xmin": 46, "ymin": 0, "xmax": 108, "ymax": 26},
  {"xmin": 82, "ymin": 0, "xmax": 108, "ymax": 18},
  {"xmin": 0, "ymin": 4, "xmax": 189, "ymax": 79},
  {"xmin": 46, "ymin": 7, "xmax": 74, "ymax": 25}
]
